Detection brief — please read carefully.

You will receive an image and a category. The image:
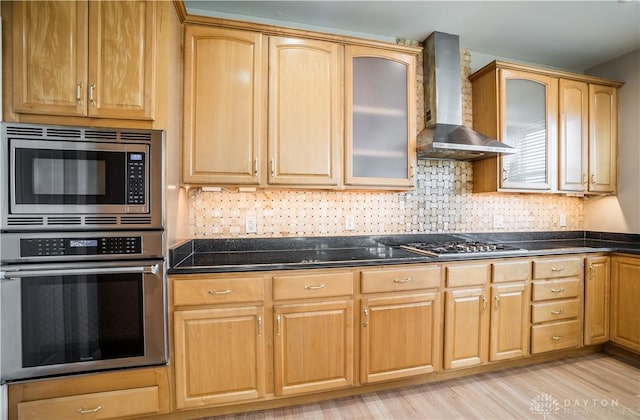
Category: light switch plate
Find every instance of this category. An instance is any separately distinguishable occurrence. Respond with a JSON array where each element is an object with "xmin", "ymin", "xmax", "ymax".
[
  {"xmin": 245, "ymin": 215, "xmax": 257, "ymax": 233},
  {"xmin": 493, "ymin": 214, "xmax": 504, "ymax": 229},
  {"xmin": 559, "ymin": 214, "xmax": 567, "ymax": 228},
  {"xmin": 345, "ymin": 215, "xmax": 356, "ymax": 231}
]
